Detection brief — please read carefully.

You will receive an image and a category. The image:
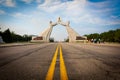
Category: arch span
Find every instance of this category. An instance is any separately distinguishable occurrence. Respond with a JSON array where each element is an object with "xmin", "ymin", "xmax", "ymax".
[{"xmin": 31, "ymin": 17, "xmax": 87, "ymax": 42}]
